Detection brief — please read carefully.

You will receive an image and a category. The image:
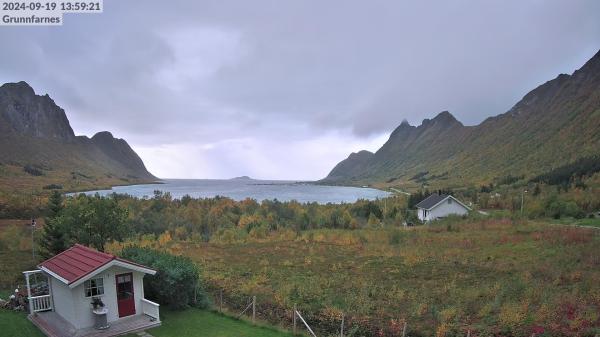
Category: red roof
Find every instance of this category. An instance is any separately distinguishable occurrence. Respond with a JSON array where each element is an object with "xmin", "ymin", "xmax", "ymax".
[{"xmin": 39, "ymin": 244, "xmax": 154, "ymax": 284}]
